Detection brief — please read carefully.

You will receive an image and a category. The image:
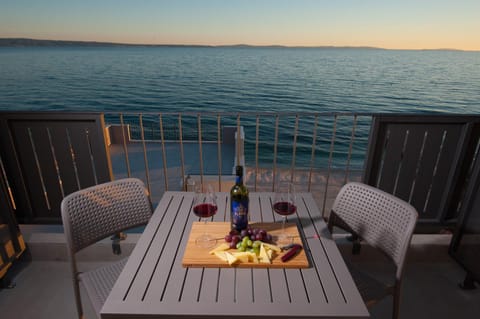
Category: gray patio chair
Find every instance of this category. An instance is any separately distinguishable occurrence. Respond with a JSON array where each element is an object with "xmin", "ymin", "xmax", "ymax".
[
  {"xmin": 328, "ymin": 182, "xmax": 418, "ymax": 319},
  {"xmin": 61, "ymin": 178, "xmax": 153, "ymax": 319}
]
